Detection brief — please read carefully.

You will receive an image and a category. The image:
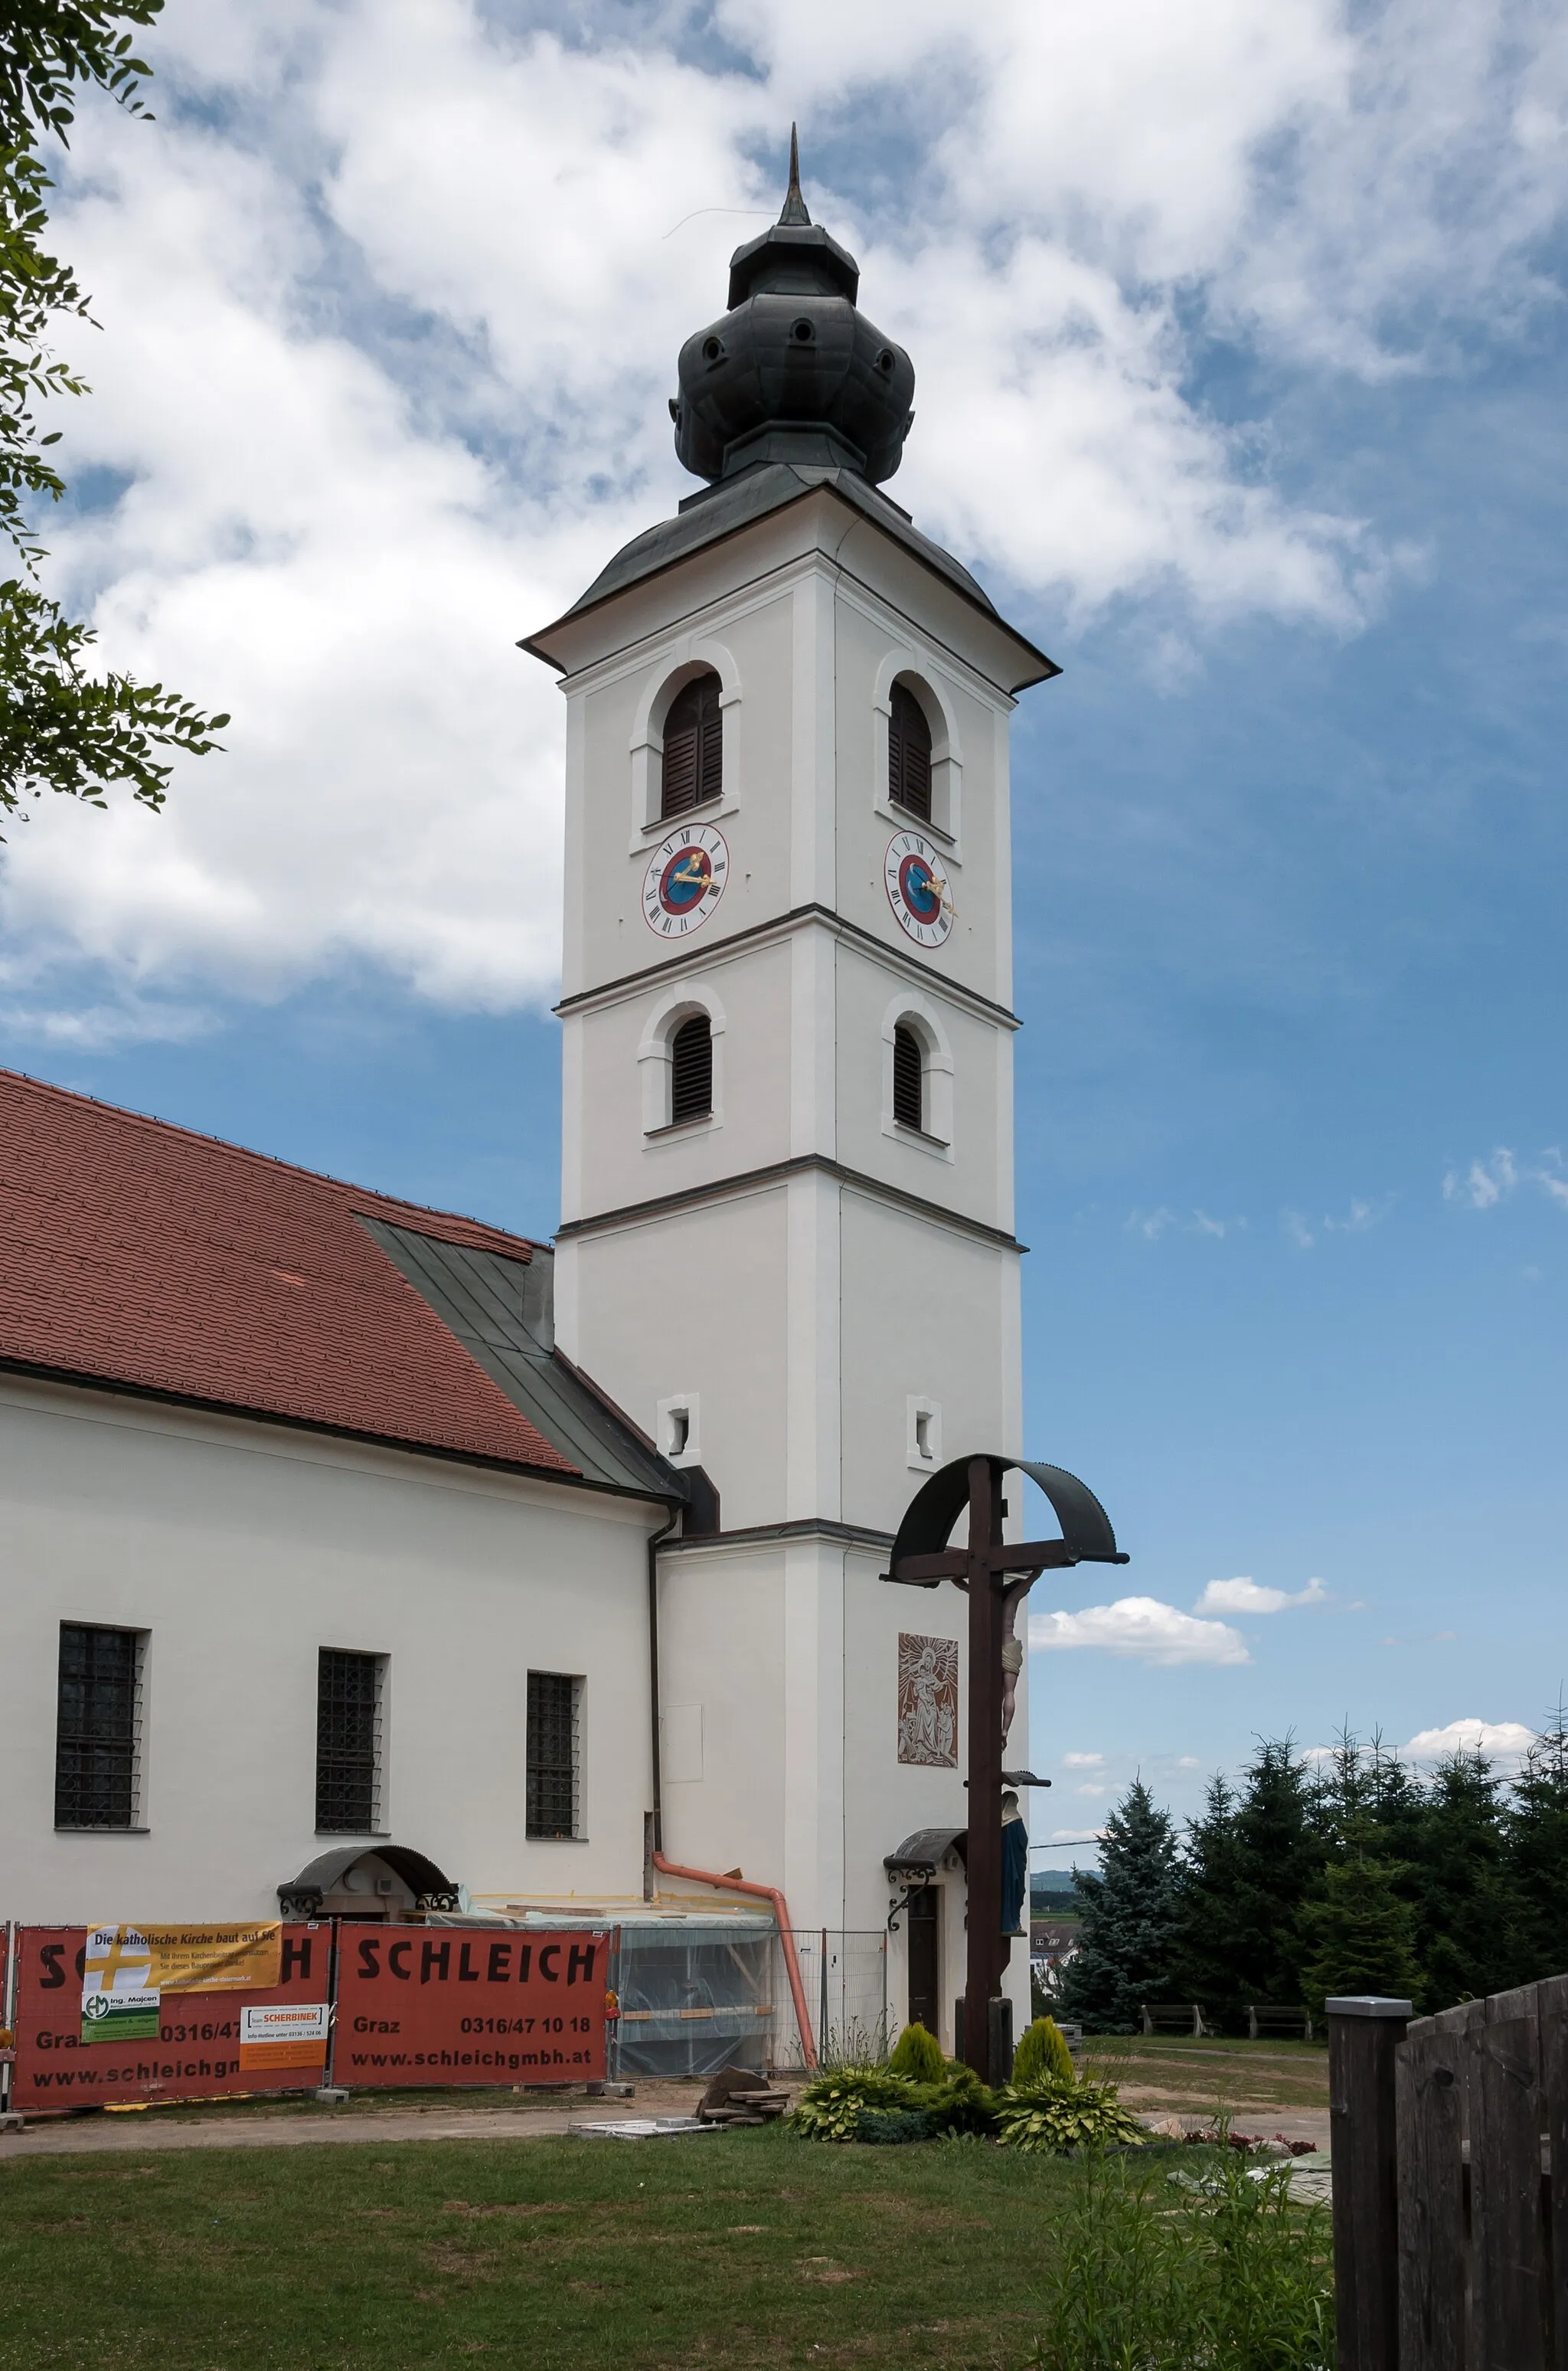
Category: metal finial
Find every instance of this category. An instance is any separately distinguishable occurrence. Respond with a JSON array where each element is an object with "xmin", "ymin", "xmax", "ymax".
[{"xmin": 779, "ymin": 123, "xmax": 812, "ymax": 226}]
